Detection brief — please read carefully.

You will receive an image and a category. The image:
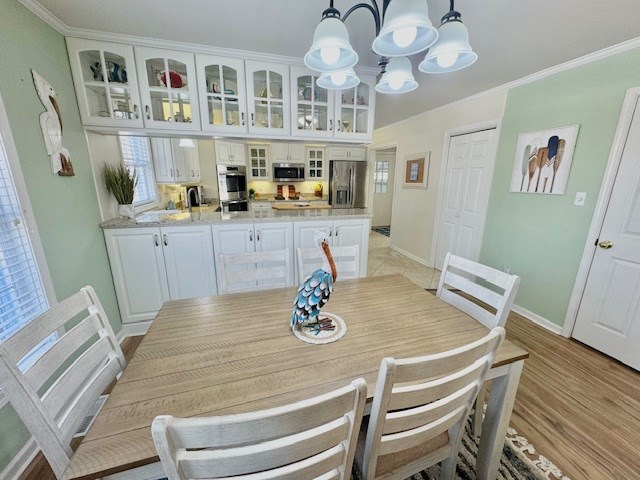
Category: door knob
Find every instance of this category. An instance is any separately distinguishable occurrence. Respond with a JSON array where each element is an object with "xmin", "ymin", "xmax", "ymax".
[{"xmin": 598, "ymin": 240, "xmax": 613, "ymax": 249}]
